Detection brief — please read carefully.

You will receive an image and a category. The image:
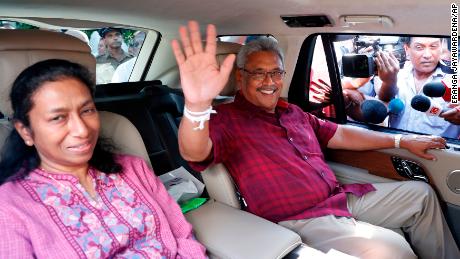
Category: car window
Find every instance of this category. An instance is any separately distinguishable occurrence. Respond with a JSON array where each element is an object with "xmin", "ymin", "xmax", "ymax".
[
  {"xmin": 304, "ymin": 33, "xmax": 458, "ymax": 140},
  {"xmin": 0, "ymin": 20, "xmax": 155, "ymax": 85},
  {"xmin": 217, "ymin": 35, "xmax": 275, "ymax": 45},
  {"xmin": 308, "ymin": 35, "xmax": 337, "ymax": 119}
]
